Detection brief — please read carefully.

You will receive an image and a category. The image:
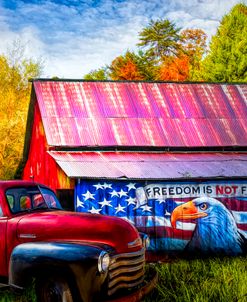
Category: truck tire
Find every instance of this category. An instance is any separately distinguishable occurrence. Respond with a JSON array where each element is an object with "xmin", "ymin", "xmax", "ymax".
[{"xmin": 36, "ymin": 275, "xmax": 74, "ymax": 302}]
